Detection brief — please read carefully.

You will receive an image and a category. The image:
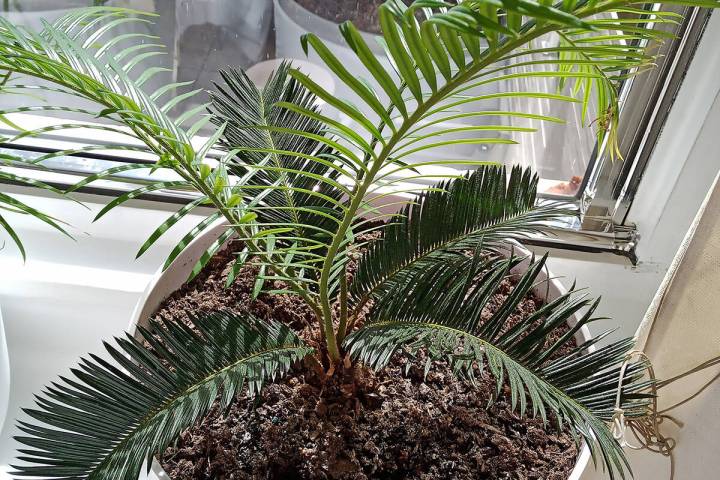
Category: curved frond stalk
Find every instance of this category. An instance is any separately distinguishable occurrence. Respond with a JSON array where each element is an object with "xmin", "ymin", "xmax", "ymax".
[
  {"xmin": 345, "ymin": 253, "xmax": 651, "ymax": 480},
  {"xmin": 271, "ymin": 0, "xmax": 720, "ymax": 360},
  {"xmin": 13, "ymin": 312, "xmax": 313, "ymax": 480},
  {"xmin": 349, "ymin": 164, "xmax": 574, "ymax": 318}
]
